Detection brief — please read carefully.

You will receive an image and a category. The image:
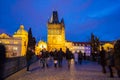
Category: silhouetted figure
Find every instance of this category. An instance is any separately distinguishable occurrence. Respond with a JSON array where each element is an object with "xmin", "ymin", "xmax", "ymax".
[
  {"xmin": 114, "ymin": 40, "xmax": 120, "ymax": 78},
  {"xmin": 53, "ymin": 50, "xmax": 58, "ymax": 68},
  {"xmin": 26, "ymin": 47, "xmax": 34, "ymax": 72},
  {"xmin": 0, "ymin": 43, "xmax": 6, "ymax": 80},
  {"xmin": 100, "ymin": 47, "xmax": 106, "ymax": 73},
  {"xmin": 66, "ymin": 48, "xmax": 72, "ymax": 69},
  {"xmin": 106, "ymin": 48, "xmax": 114, "ymax": 77},
  {"xmin": 58, "ymin": 48, "xmax": 64, "ymax": 67},
  {"xmin": 78, "ymin": 51, "xmax": 83, "ymax": 64},
  {"xmin": 37, "ymin": 51, "xmax": 42, "ymax": 66},
  {"xmin": 41, "ymin": 48, "xmax": 49, "ymax": 68},
  {"xmin": 74, "ymin": 51, "xmax": 78, "ymax": 64},
  {"xmin": 83, "ymin": 52, "xmax": 86, "ymax": 60}
]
